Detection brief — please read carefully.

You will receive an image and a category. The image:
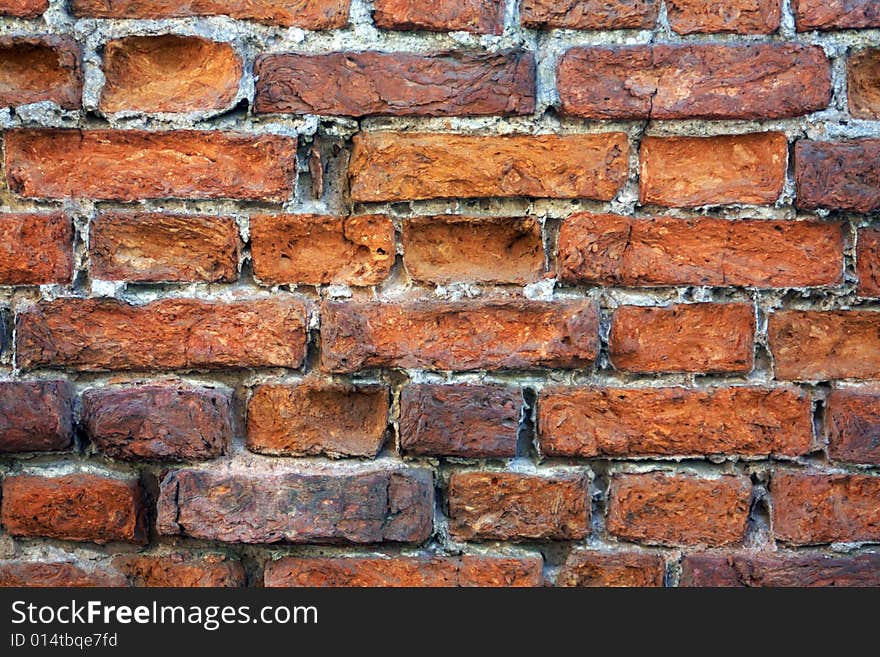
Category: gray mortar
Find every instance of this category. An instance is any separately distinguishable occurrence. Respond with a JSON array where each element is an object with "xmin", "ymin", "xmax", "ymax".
[{"xmin": 1, "ymin": 0, "xmax": 879, "ymax": 578}]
